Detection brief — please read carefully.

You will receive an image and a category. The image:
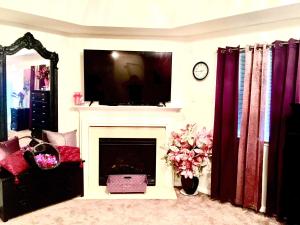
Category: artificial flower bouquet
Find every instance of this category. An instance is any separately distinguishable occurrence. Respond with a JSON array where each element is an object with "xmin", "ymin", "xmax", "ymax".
[
  {"xmin": 34, "ymin": 153, "xmax": 59, "ymax": 169},
  {"xmin": 164, "ymin": 124, "xmax": 213, "ymax": 178},
  {"xmin": 22, "ymin": 140, "xmax": 61, "ymax": 170}
]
